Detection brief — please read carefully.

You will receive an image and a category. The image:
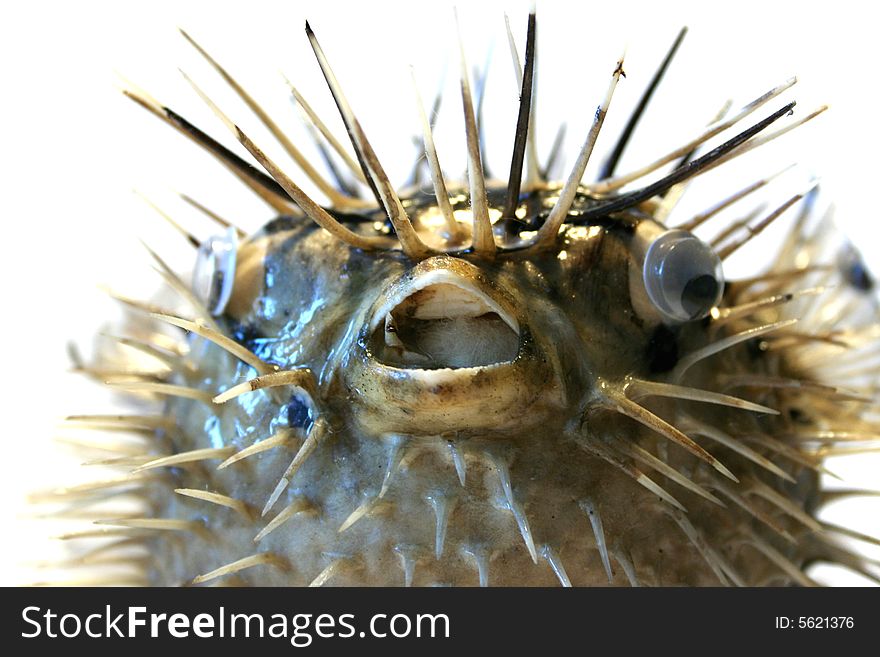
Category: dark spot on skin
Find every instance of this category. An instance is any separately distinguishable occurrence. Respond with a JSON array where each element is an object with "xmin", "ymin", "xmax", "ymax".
[
  {"xmin": 230, "ymin": 321, "xmax": 264, "ymax": 347},
  {"xmin": 286, "ymin": 394, "xmax": 313, "ymax": 430},
  {"xmin": 788, "ymin": 407, "xmax": 811, "ymax": 424},
  {"xmin": 646, "ymin": 324, "xmax": 679, "ymax": 373},
  {"xmin": 746, "ymin": 337, "xmax": 768, "ymax": 360},
  {"xmin": 227, "ymin": 320, "xmax": 284, "ymax": 368},
  {"xmin": 627, "ymin": 310, "xmax": 645, "ymax": 330}
]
